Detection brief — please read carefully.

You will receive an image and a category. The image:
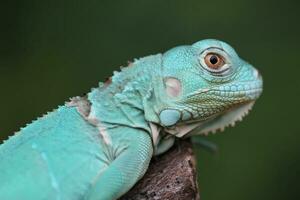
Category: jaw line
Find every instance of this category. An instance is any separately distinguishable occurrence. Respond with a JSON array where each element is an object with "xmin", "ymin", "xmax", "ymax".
[
  {"xmin": 190, "ymin": 101, "xmax": 255, "ymax": 136},
  {"xmin": 163, "ymin": 101, "xmax": 255, "ymax": 138}
]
